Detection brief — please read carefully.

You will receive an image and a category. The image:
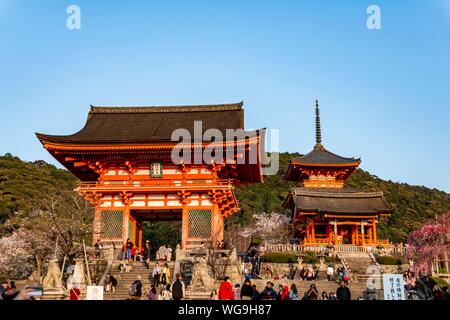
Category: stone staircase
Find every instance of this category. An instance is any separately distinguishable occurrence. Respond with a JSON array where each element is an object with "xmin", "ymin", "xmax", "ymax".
[
  {"xmin": 105, "ymin": 261, "xmax": 175, "ymax": 300},
  {"xmin": 340, "ymin": 252, "xmax": 383, "ymax": 285}
]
